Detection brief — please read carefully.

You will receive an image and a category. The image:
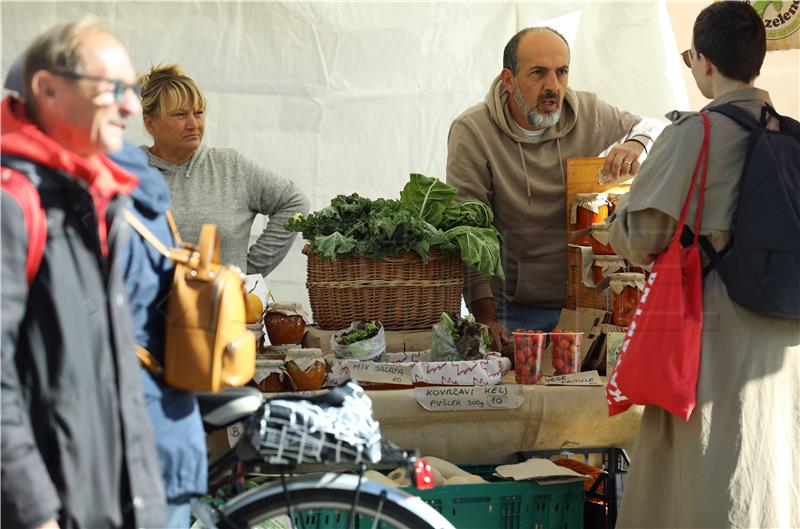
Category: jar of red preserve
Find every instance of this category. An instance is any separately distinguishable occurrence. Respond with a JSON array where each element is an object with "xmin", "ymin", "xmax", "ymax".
[
  {"xmin": 570, "ymin": 193, "xmax": 610, "ymax": 245},
  {"xmin": 609, "ymin": 272, "xmax": 646, "ymax": 326}
]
